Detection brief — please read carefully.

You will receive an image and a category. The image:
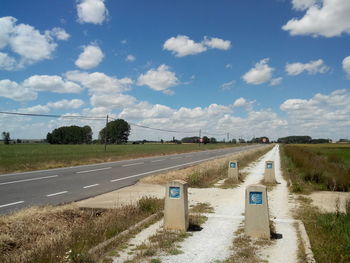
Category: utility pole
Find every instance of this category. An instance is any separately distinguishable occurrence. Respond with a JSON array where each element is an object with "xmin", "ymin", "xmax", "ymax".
[
  {"xmin": 104, "ymin": 114, "xmax": 109, "ymax": 152},
  {"xmin": 199, "ymin": 129, "xmax": 201, "ymax": 147},
  {"xmin": 227, "ymin": 133, "xmax": 229, "ymax": 143}
]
